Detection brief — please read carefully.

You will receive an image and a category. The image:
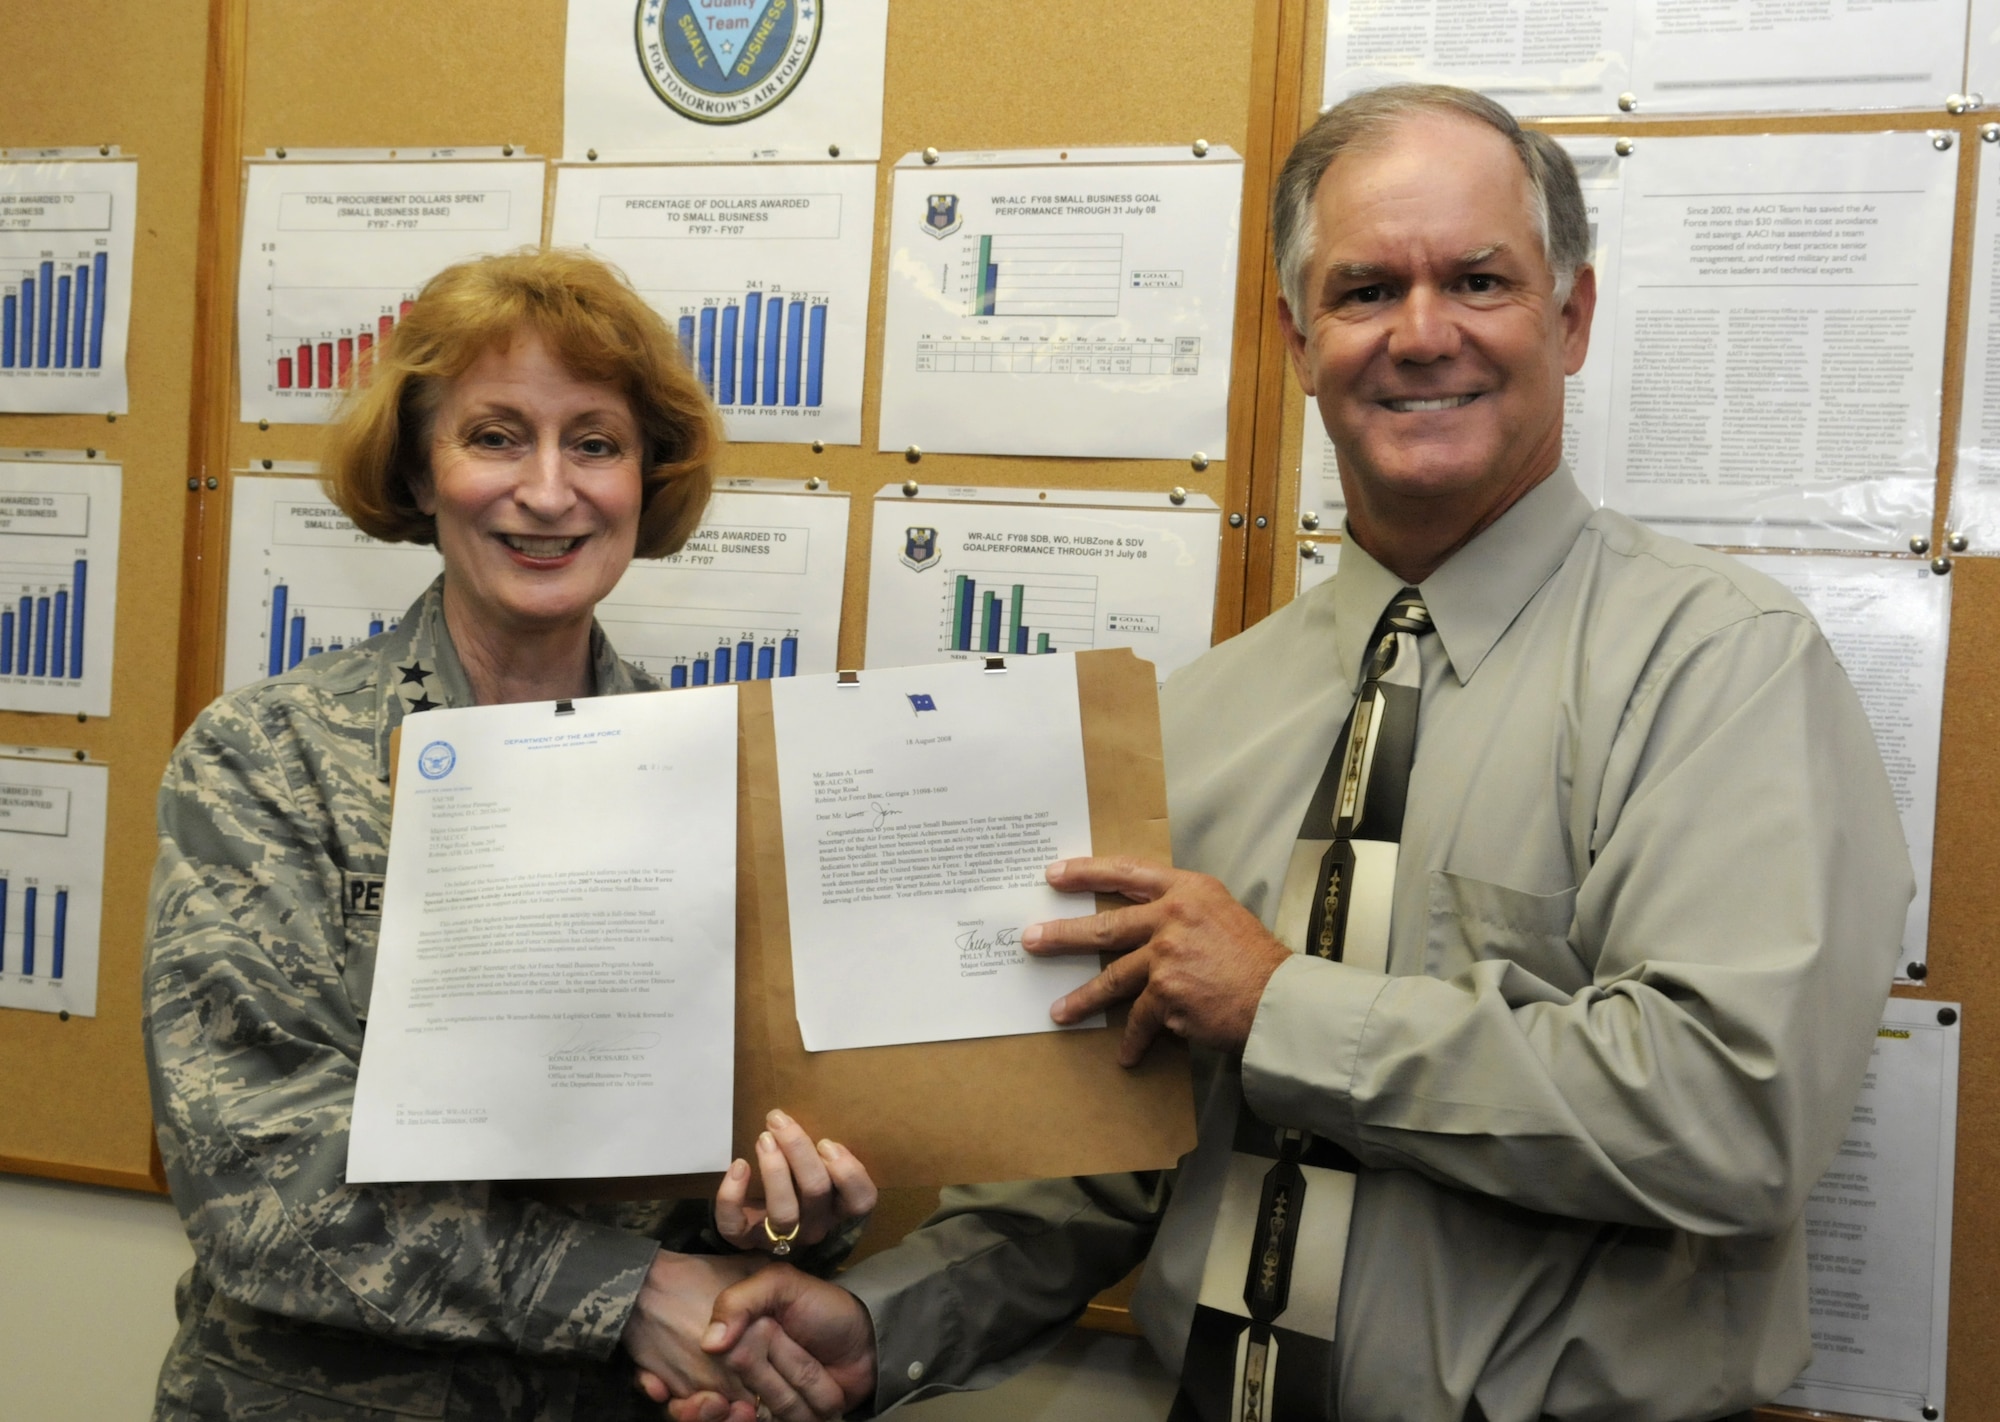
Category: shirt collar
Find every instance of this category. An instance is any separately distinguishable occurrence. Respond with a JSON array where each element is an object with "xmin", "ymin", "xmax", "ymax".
[{"xmin": 1334, "ymin": 464, "xmax": 1592, "ymax": 688}]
